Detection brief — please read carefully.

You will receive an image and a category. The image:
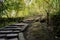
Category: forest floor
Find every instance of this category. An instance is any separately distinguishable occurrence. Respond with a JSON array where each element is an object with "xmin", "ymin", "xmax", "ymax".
[{"xmin": 22, "ymin": 15, "xmax": 54, "ymax": 40}]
